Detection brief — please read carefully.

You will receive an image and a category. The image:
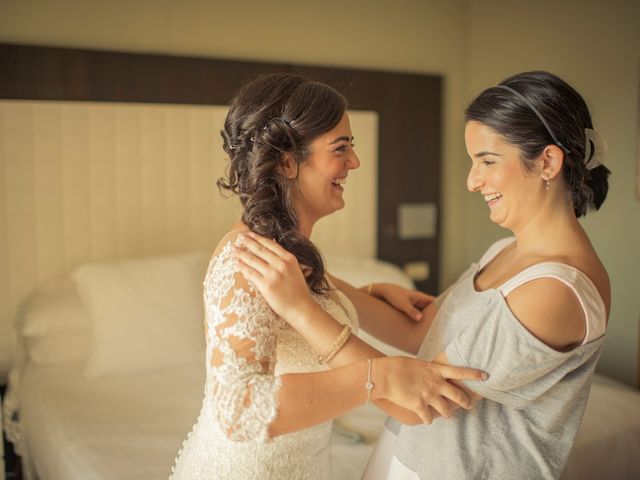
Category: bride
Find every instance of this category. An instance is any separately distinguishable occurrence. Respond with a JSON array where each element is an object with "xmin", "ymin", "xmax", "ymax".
[{"xmin": 170, "ymin": 73, "xmax": 485, "ymax": 479}]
